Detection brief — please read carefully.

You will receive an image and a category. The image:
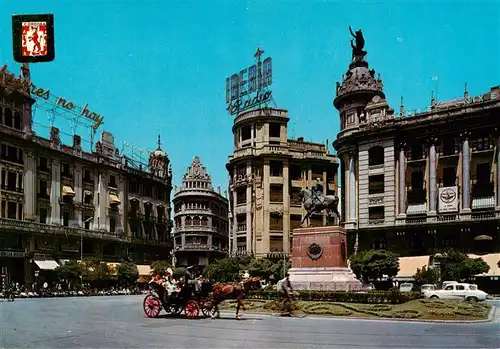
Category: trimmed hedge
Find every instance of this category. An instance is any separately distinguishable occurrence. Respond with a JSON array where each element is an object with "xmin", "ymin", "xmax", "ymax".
[{"xmin": 247, "ymin": 289, "xmax": 421, "ymax": 304}]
